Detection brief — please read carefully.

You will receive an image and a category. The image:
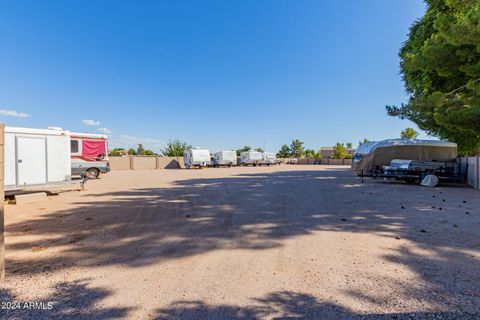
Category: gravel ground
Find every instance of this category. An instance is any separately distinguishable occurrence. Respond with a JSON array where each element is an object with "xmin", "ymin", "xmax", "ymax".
[{"xmin": 1, "ymin": 165, "xmax": 479, "ymax": 319}]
